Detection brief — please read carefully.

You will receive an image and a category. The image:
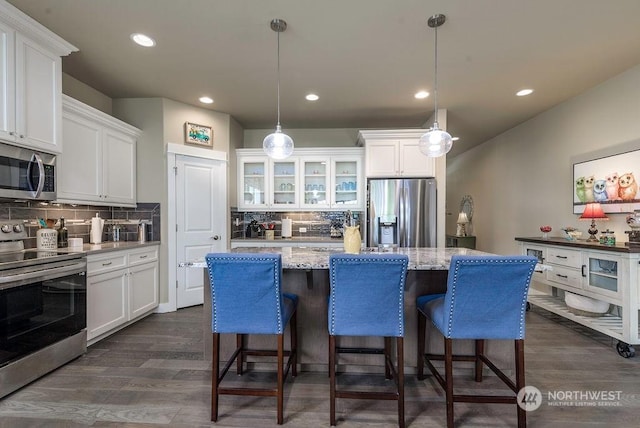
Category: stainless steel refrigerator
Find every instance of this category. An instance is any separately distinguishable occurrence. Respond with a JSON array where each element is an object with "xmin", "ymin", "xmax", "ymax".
[{"xmin": 366, "ymin": 178, "xmax": 437, "ymax": 247}]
